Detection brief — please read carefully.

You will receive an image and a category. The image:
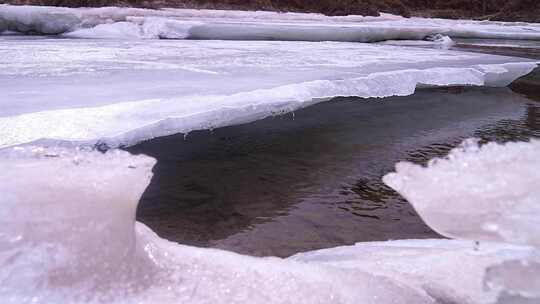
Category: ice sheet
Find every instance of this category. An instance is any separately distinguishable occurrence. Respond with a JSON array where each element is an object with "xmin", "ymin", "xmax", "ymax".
[
  {"xmin": 291, "ymin": 239, "xmax": 537, "ymax": 304},
  {"xmin": 2, "ymin": 5, "xmax": 540, "ymax": 42},
  {"xmin": 0, "ymin": 37, "xmax": 536, "ymax": 148},
  {"xmin": 1, "ymin": 146, "xmax": 537, "ymax": 304},
  {"xmin": 2, "ymin": 6, "xmax": 539, "ymax": 304},
  {"xmin": 0, "ymin": 147, "xmax": 156, "ymax": 301},
  {"xmin": 0, "ymin": 146, "xmax": 435, "ymax": 304},
  {"xmin": 383, "ymin": 139, "xmax": 540, "ymax": 248},
  {"xmin": 382, "ymin": 139, "xmax": 540, "ymax": 303}
]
